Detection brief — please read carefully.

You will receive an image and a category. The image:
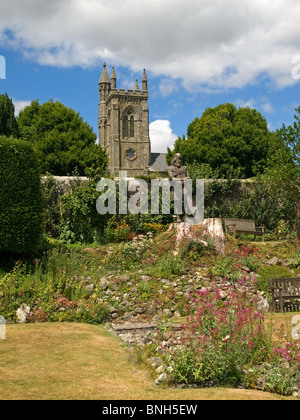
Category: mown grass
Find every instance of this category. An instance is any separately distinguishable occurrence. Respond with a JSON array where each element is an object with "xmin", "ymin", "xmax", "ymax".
[
  {"xmin": 0, "ymin": 238, "xmax": 299, "ymax": 400},
  {"xmin": 0, "ymin": 323, "xmax": 296, "ymax": 400}
]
